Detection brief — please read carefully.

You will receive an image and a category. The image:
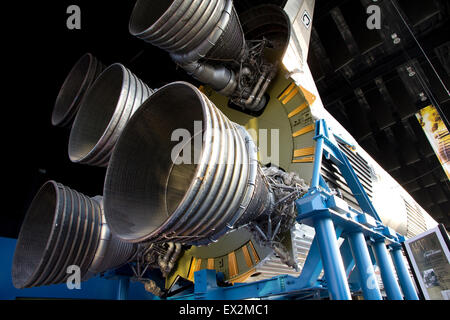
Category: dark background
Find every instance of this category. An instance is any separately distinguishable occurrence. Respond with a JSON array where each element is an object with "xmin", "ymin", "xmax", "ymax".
[{"xmin": 2, "ymin": 0, "xmax": 449, "ymax": 239}]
